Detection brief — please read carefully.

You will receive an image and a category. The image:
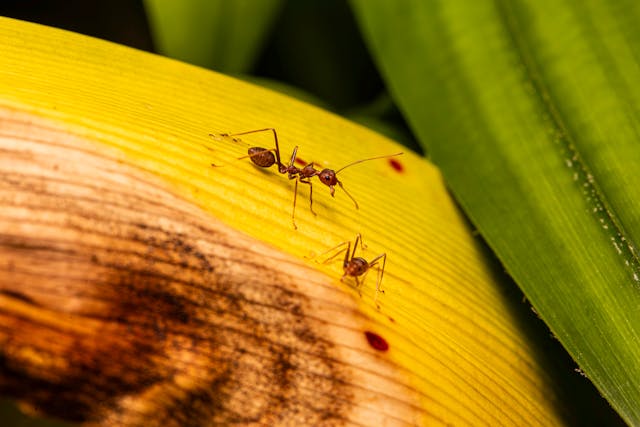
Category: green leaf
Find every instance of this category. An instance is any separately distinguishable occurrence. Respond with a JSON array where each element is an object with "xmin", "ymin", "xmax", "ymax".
[
  {"xmin": 143, "ymin": 0, "xmax": 283, "ymax": 72},
  {"xmin": 351, "ymin": 0, "xmax": 640, "ymax": 424}
]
